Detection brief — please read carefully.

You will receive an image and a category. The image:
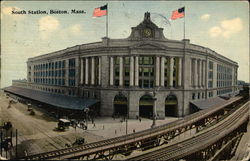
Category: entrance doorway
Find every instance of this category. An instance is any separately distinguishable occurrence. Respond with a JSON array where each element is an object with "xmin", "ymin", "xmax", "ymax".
[
  {"xmin": 139, "ymin": 94, "xmax": 154, "ymax": 118},
  {"xmin": 165, "ymin": 95, "xmax": 178, "ymax": 117},
  {"xmin": 113, "ymin": 94, "xmax": 128, "ymax": 117}
]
